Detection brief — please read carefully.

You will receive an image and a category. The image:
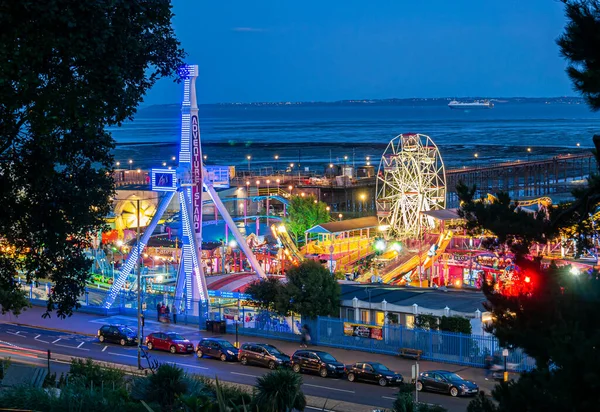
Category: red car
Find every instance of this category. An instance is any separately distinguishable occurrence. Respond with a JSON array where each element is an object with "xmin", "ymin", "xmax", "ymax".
[{"xmin": 145, "ymin": 332, "xmax": 194, "ymax": 354}]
